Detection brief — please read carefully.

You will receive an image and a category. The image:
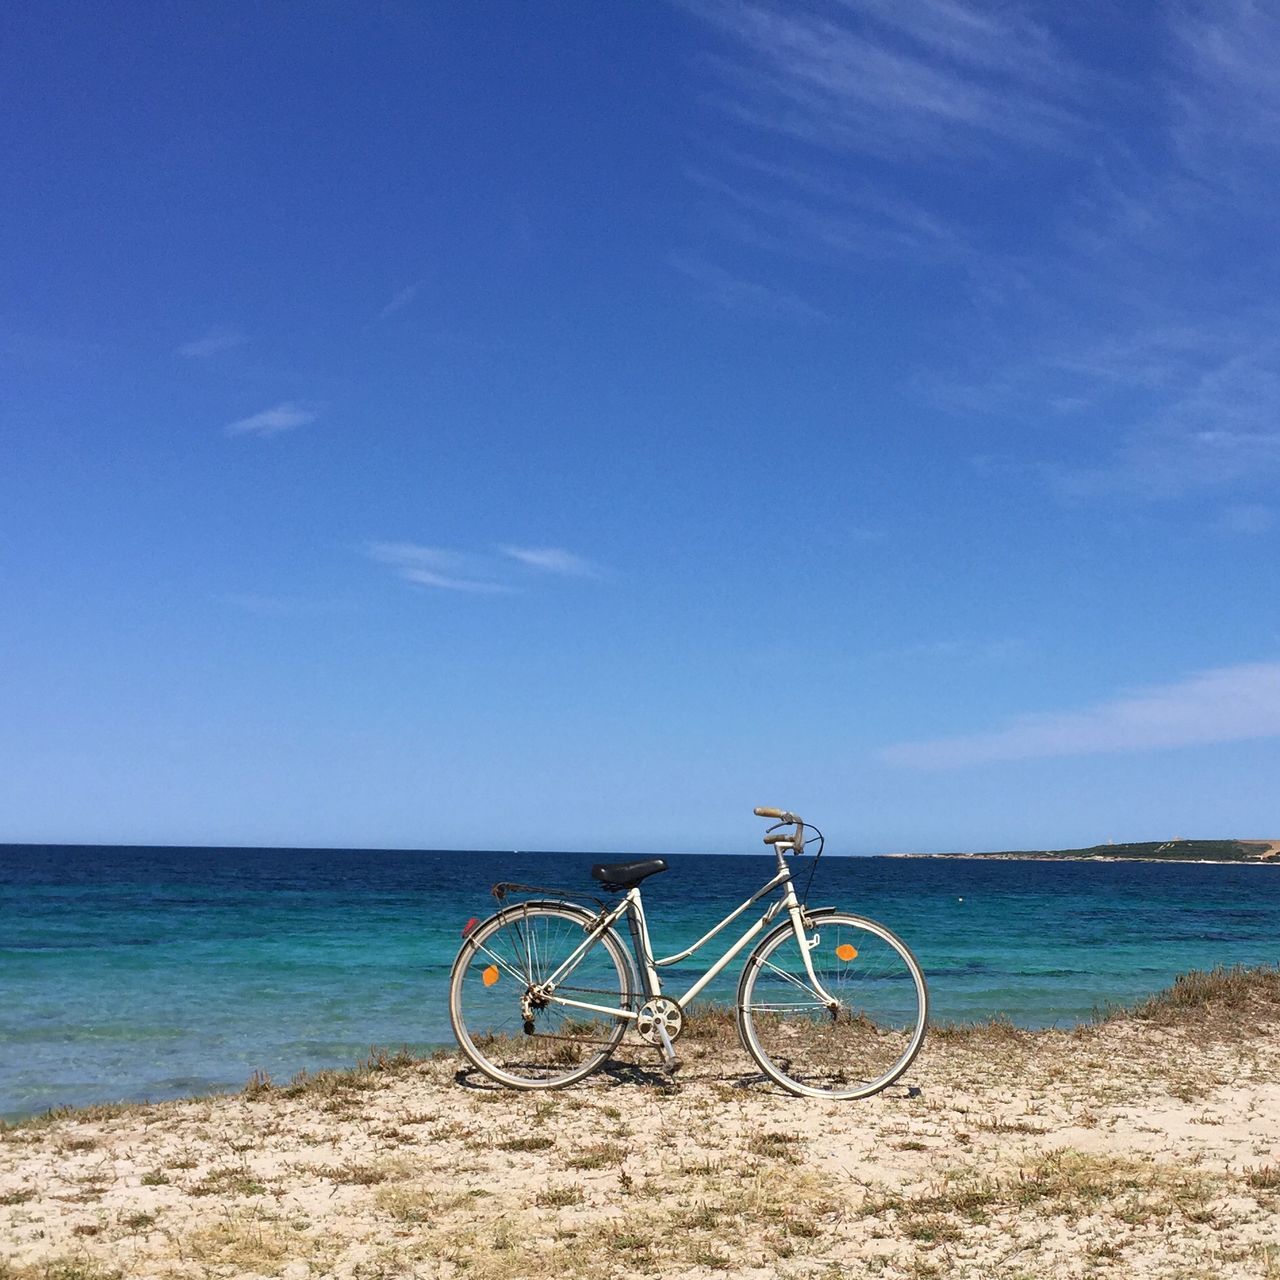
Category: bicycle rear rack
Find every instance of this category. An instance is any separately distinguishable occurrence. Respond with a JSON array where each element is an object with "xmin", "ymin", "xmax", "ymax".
[{"xmin": 491, "ymin": 881, "xmax": 613, "ymax": 914}]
